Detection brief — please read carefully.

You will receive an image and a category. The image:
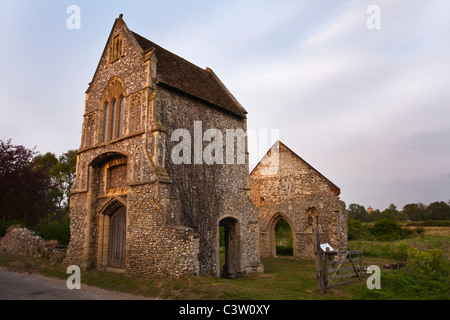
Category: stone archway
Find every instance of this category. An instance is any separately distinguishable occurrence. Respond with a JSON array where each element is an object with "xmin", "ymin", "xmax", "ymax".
[
  {"xmin": 267, "ymin": 213, "xmax": 296, "ymax": 258},
  {"xmin": 98, "ymin": 199, "xmax": 127, "ymax": 270},
  {"xmin": 108, "ymin": 205, "xmax": 126, "ymax": 268},
  {"xmin": 274, "ymin": 218, "xmax": 293, "ymax": 256},
  {"xmin": 219, "ymin": 217, "xmax": 241, "ymax": 279}
]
